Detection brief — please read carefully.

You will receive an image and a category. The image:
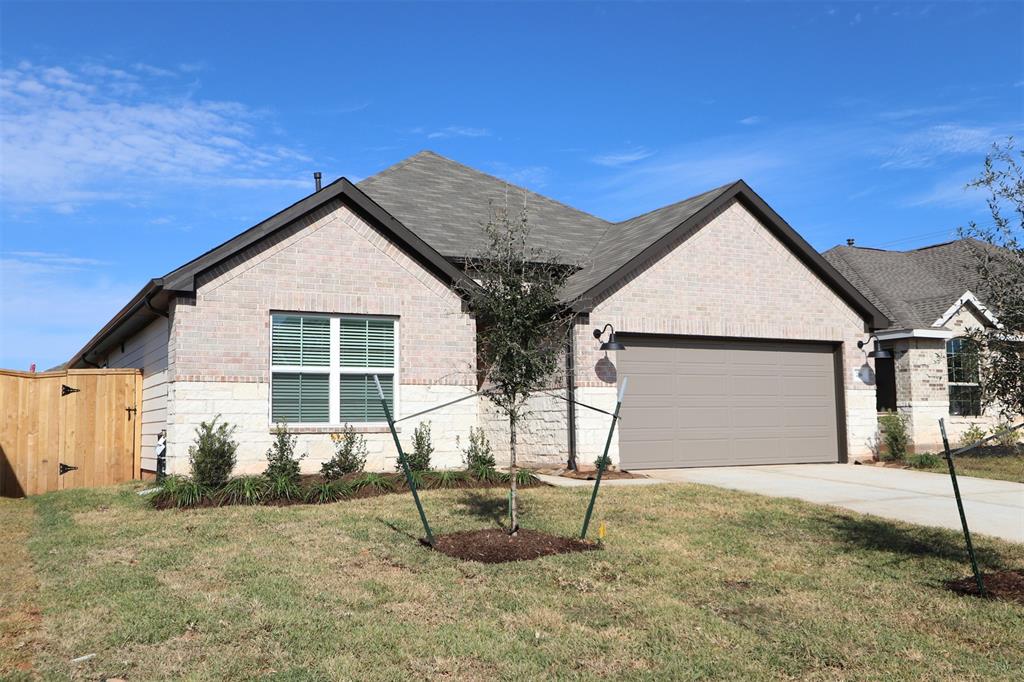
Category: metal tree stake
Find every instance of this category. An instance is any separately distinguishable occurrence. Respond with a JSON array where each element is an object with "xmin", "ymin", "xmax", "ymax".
[
  {"xmin": 374, "ymin": 375, "xmax": 435, "ymax": 547},
  {"xmin": 939, "ymin": 417, "xmax": 984, "ymax": 596},
  {"xmin": 581, "ymin": 377, "xmax": 627, "ymax": 540}
]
